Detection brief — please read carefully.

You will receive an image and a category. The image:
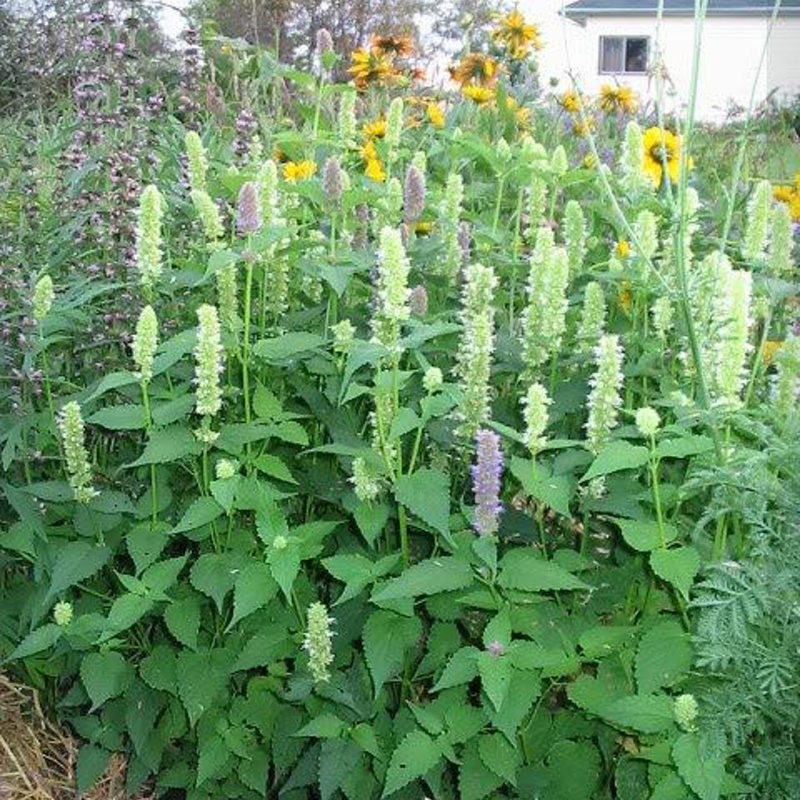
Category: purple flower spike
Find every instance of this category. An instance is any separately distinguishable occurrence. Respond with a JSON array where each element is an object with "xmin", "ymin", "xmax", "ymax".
[
  {"xmin": 237, "ymin": 181, "xmax": 261, "ymax": 235},
  {"xmin": 471, "ymin": 429, "xmax": 504, "ymax": 537}
]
